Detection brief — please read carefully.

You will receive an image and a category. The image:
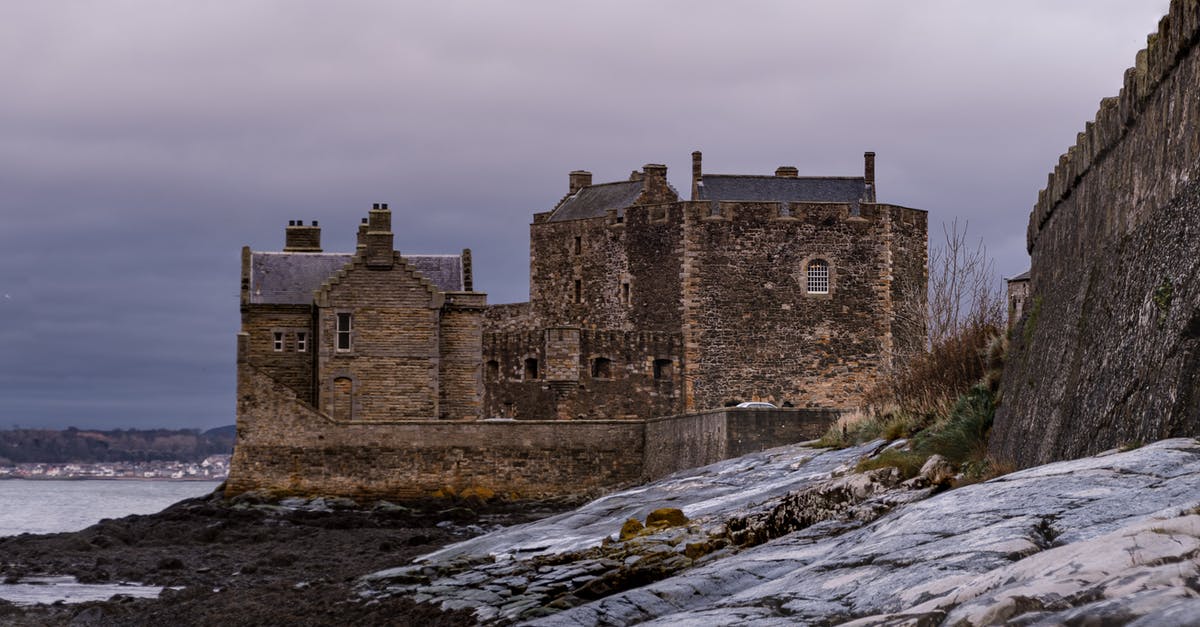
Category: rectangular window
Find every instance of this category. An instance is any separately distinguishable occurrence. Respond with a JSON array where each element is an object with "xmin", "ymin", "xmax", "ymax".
[
  {"xmin": 574, "ymin": 279, "xmax": 582, "ymax": 304},
  {"xmin": 273, "ymin": 332, "xmax": 284, "ymax": 352},
  {"xmin": 336, "ymin": 313, "xmax": 352, "ymax": 352},
  {"xmin": 574, "ymin": 236, "xmax": 582, "ymax": 255},
  {"xmin": 296, "ymin": 332, "xmax": 307, "ymax": 353},
  {"xmin": 621, "ymin": 282, "xmax": 630, "ymax": 305}
]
